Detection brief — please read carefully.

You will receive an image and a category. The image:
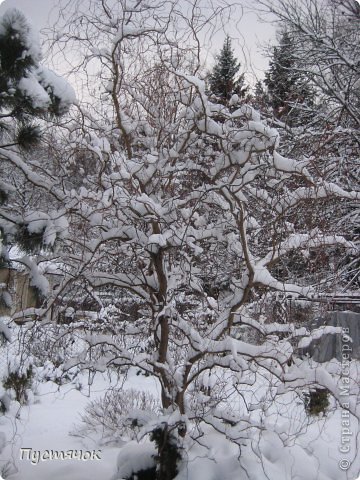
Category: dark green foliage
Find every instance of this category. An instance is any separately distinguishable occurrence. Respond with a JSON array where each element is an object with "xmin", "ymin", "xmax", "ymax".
[
  {"xmin": 14, "ymin": 223, "xmax": 47, "ymax": 254},
  {"xmin": 30, "ymin": 285, "xmax": 46, "ymax": 308},
  {"xmin": 0, "ymin": 9, "xmax": 73, "ymax": 258},
  {"xmin": 0, "ymin": 10, "xmax": 42, "ymax": 136},
  {"xmin": 16, "ymin": 124, "xmax": 41, "ymax": 151},
  {"xmin": 254, "ymin": 80, "xmax": 265, "ymax": 101},
  {"xmin": 0, "ymin": 10, "xmax": 36, "ymax": 82},
  {"xmin": 125, "ymin": 466, "xmax": 157, "ymax": 480},
  {"xmin": 264, "ymin": 31, "xmax": 315, "ymax": 124},
  {"xmin": 208, "ymin": 35, "xmax": 248, "ymax": 101},
  {"xmin": 124, "ymin": 425, "xmax": 182, "ymax": 480},
  {"xmin": 0, "ymin": 188, "xmax": 8, "ymax": 205},
  {"xmin": 45, "ymin": 87, "xmax": 66, "ymax": 117},
  {"xmin": 0, "ymin": 247, "xmax": 8, "ymax": 268},
  {"xmin": 0, "ymin": 9, "xmax": 71, "ymax": 150},
  {"xmin": 0, "ymin": 393, "xmax": 10, "ymax": 413},
  {"xmin": 151, "ymin": 426, "xmax": 181, "ymax": 480},
  {"xmin": 3, "ymin": 364, "xmax": 33, "ymax": 404},
  {"xmin": 304, "ymin": 387, "xmax": 330, "ymax": 416},
  {"xmin": 253, "ymin": 80, "xmax": 269, "ymax": 110}
]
